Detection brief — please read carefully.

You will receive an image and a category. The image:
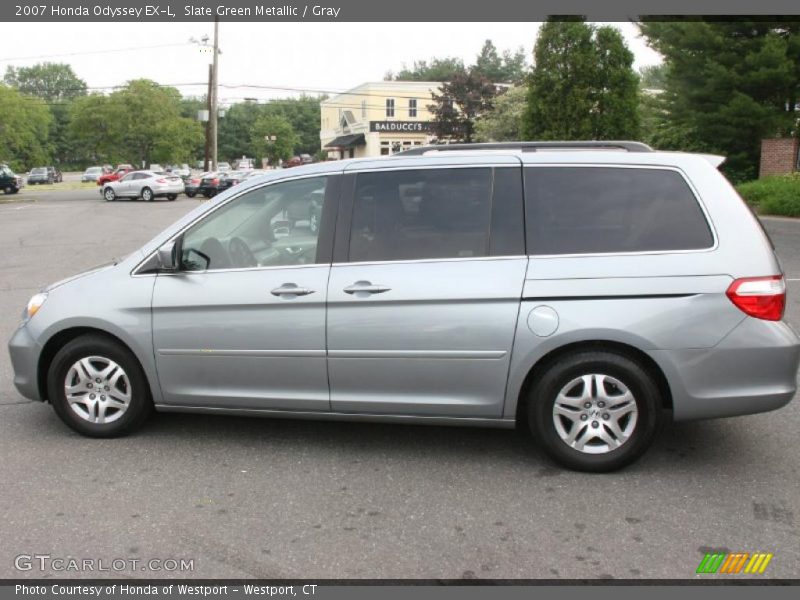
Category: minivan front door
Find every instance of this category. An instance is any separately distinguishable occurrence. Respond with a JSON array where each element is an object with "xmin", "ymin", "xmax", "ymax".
[
  {"xmin": 327, "ymin": 165, "xmax": 527, "ymax": 418},
  {"xmin": 151, "ymin": 175, "xmax": 337, "ymax": 411}
]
